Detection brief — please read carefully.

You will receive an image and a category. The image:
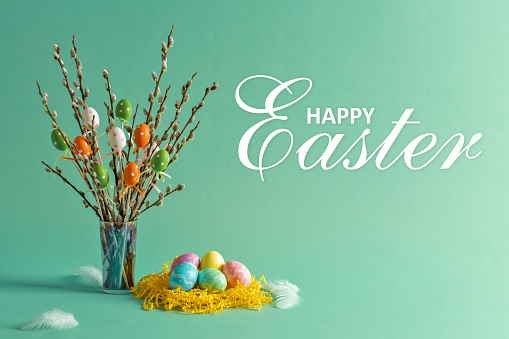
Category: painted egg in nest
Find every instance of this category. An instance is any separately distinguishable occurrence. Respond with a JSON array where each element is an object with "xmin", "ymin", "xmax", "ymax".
[
  {"xmin": 170, "ymin": 253, "xmax": 200, "ymax": 273},
  {"xmin": 223, "ymin": 260, "xmax": 251, "ymax": 287},
  {"xmin": 82, "ymin": 107, "xmax": 100, "ymax": 130},
  {"xmin": 169, "ymin": 262, "xmax": 198, "ymax": 292},
  {"xmin": 115, "ymin": 99, "xmax": 132, "ymax": 121},
  {"xmin": 198, "ymin": 268, "xmax": 227, "ymax": 293},
  {"xmin": 199, "ymin": 251, "xmax": 225, "ymax": 271},
  {"xmin": 150, "ymin": 150, "xmax": 170, "ymax": 172},
  {"xmin": 51, "ymin": 129, "xmax": 69, "ymax": 151},
  {"xmin": 108, "ymin": 127, "xmax": 126, "ymax": 151},
  {"xmin": 92, "ymin": 164, "xmax": 109, "ymax": 188}
]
